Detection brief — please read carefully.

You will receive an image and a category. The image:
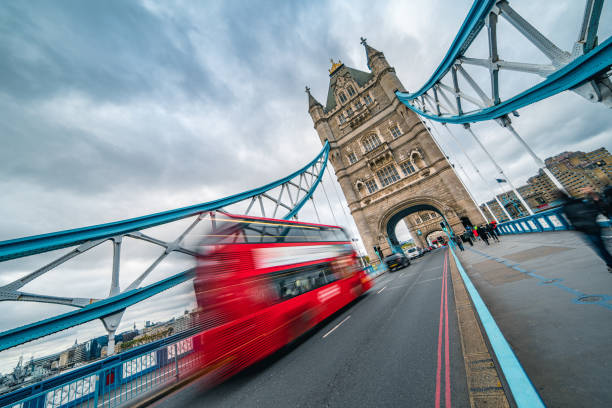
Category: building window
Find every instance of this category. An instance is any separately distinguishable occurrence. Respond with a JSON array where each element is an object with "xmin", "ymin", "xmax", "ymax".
[
  {"xmin": 364, "ymin": 94, "xmax": 373, "ymax": 105},
  {"xmin": 365, "ymin": 179, "xmax": 378, "ymax": 194},
  {"xmin": 362, "ymin": 134, "xmax": 381, "ymax": 152},
  {"xmin": 338, "ymin": 113, "xmax": 346, "ymax": 124},
  {"xmin": 376, "ymin": 164, "xmax": 401, "ymax": 187},
  {"xmin": 338, "ymin": 92, "xmax": 347, "ymax": 103},
  {"xmin": 347, "ymin": 152, "xmax": 357, "ymax": 165},
  {"xmin": 400, "ymin": 161, "xmax": 416, "ymax": 176},
  {"xmin": 355, "ymin": 101, "xmax": 363, "ymax": 110},
  {"xmin": 346, "ymin": 107, "xmax": 354, "ymax": 117},
  {"xmin": 347, "ymin": 85, "xmax": 356, "ymax": 96},
  {"xmin": 390, "ymin": 125, "xmax": 401, "ymax": 139}
]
